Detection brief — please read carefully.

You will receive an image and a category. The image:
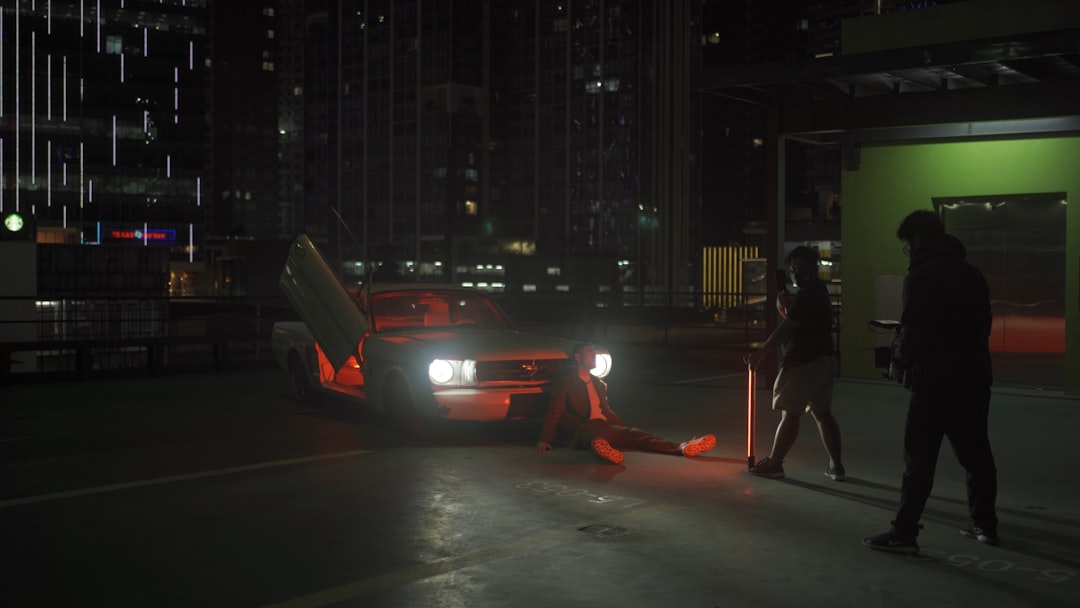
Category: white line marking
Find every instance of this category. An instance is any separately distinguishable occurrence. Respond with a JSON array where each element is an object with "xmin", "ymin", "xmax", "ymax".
[
  {"xmin": 674, "ymin": 373, "xmax": 745, "ymax": 385},
  {"xmin": 0, "ymin": 449, "xmax": 372, "ymax": 509}
]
